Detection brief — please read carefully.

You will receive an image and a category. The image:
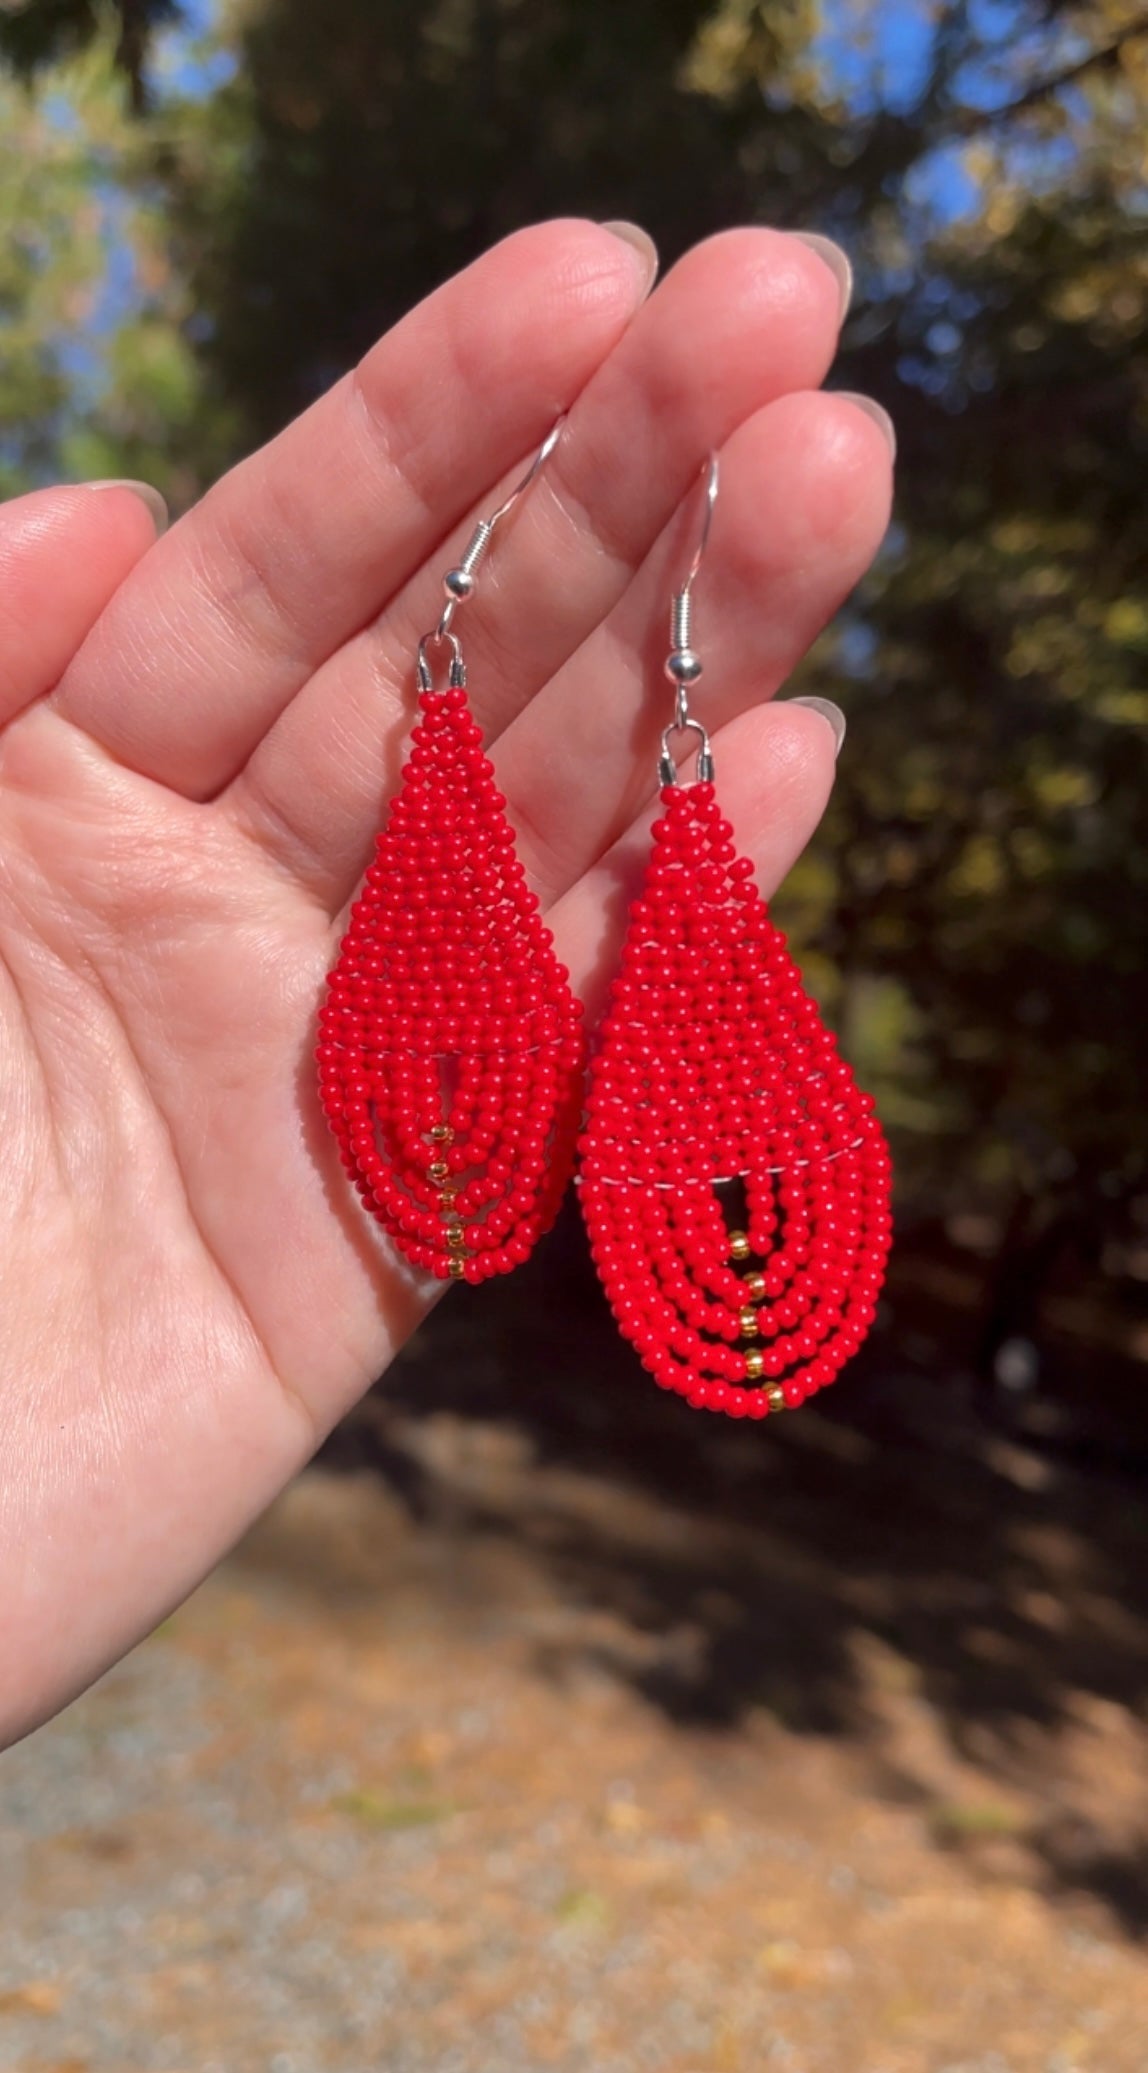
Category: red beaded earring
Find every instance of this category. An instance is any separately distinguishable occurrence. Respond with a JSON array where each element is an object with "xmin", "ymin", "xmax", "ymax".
[
  {"xmin": 317, "ymin": 426, "xmax": 585, "ymax": 1282},
  {"xmin": 579, "ymin": 456, "xmax": 892, "ymax": 1418}
]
